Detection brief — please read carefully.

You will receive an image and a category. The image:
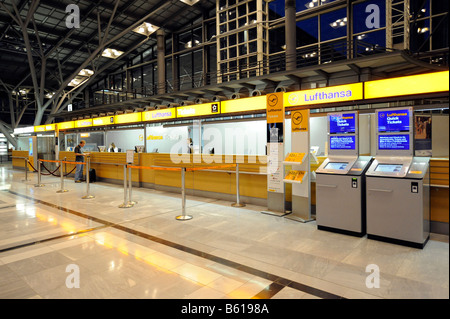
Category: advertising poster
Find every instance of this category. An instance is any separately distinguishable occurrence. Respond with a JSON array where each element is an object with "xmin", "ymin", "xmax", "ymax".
[{"xmin": 414, "ymin": 115, "xmax": 432, "ymax": 156}]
